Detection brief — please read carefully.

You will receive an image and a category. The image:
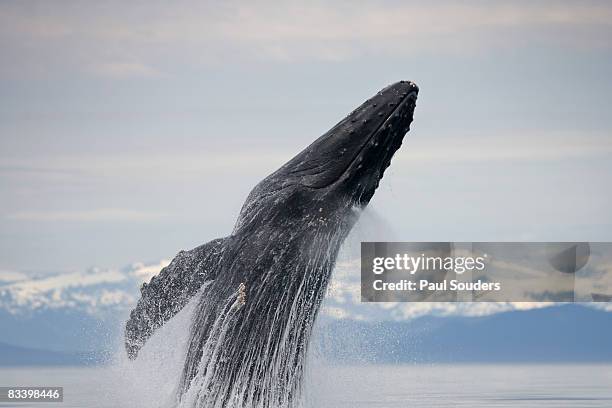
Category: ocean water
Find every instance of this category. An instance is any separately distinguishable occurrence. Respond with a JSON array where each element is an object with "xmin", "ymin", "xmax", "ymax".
[{"xmin": 0, "ymin": 364, "xmax": 611, "ymax": 407}]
